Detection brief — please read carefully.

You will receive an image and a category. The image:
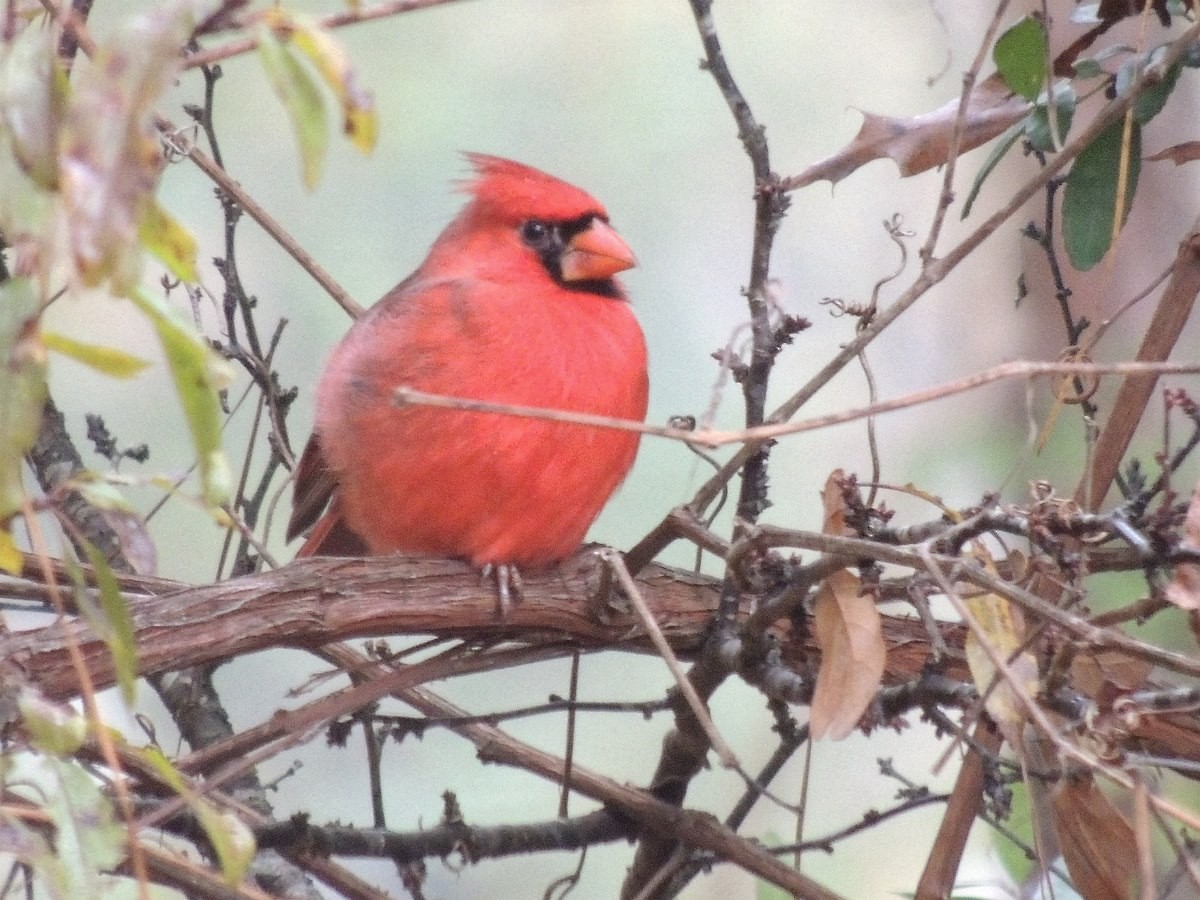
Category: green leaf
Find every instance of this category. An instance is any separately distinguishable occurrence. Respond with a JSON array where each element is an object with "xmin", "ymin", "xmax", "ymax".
[
  {"xmin": 63, "ymin": 551, "xmax": 114, "ymax": 642},
  {"xmin": 127, "ymin": 288, "xmax": 232, "ymax": 506},
  {"xmin": 139, "ymin": 199, "xmax": 199, "ymax": 283},
  {"xmin": 84, "ymin": 541, "xmax": 139, "ymax": 705},
  {"xmin": 1024, "ymin": 82, "xmax": 1076, "ymax": 152},
  {"xmin": 961, "ymin": 120, "xmax": 1023, "ymax": 219},
  {"xmin": 1063, "ymin": 120, "xmax": 1141, "ymax": 271},
  {"xmin": 19, "ymin": 691, "xmax": 88, "ymax": 755},
  {"xmin": 256, "ymin": 25, "xmax": 328, "ymax": 190},
  {"xmin": 994, "ymin": 16, "xmax": 1048, "ymax": 101},
  {"xmin": 0, "ymin": 277, "xmax": 48, "ymax": 521},
  {"xmin": 1132, "ymin": 56, "xmax": 1182, "ymax": 124},
  {"xmin": 47, "ymin": 757, "xmax": 126, "ymax": 895},
  {"xmin": 43, "ymin": 331, "xmax": 150, "ymax": 379},
  {"xmin": 138, "ymin": 748, "xmax": 256, "ymax": 884},
  {"xmin": 1072, "ymin": 58, "xmax": 1105, "ymax": 79}
]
